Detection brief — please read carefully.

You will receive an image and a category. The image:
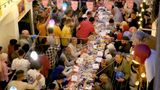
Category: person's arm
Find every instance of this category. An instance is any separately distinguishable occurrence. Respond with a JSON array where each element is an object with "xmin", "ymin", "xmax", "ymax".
[{"xmin": 24, "ymin": 75, "xmax": 41, "ymax": 89}]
